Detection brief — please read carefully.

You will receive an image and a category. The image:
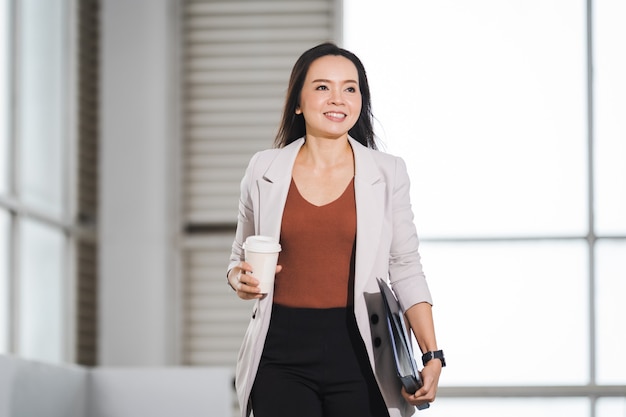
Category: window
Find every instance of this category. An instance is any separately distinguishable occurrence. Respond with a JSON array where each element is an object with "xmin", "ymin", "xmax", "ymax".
[
  {"xmin": 0, "ymin": 0, "xmax": 10, "ymax": 195},
  {"xmin": 18, "ymin": 219, "xmax": 65, "ymax": 362},
  {"xmin": 0, "ymin": 210, "xmax": 8, "ymax": 353},
  {"xmin": 0, "ymin": 0, "xmax": 11, "ymax": 355},
  {"xmin": 0, "ymin": 0, "xmax": 99, "ymax": 365},
  {"xmin": 594, "ymin": 0, "xmax": 626, "ymax": 235},
  {"xmin": 18, "ymin": 0, "xmax": 67, "ymax": 218},
  {"xmin": 345, "ymin": 0, "xmax": 626, "ymax": 414},
  {"xmin": 0, "ymin": 0, "xmax": 71, "ymax": 364}
]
